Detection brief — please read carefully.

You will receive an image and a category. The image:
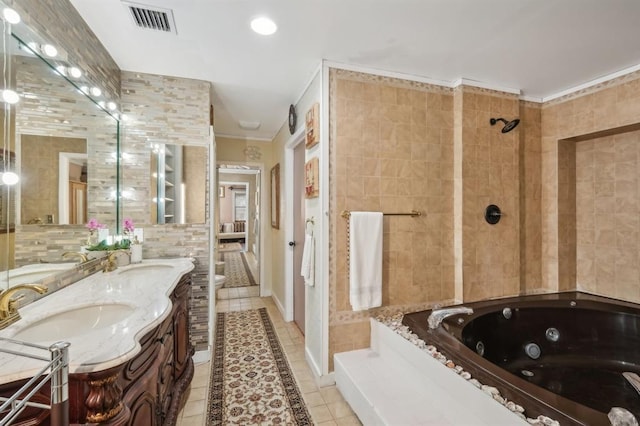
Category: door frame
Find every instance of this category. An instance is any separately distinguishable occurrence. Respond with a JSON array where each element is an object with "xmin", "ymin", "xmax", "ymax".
[
  {"xmin": 216, "ymin": 163, "xmax": 265, "ymax": 296},
  {"xmin": 58, "ymin": 152, "xmax": 88, "ymax": 224},
  {"xmin": 284, "ymin": 126, "xmax": 306, "ymax": 322}
]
